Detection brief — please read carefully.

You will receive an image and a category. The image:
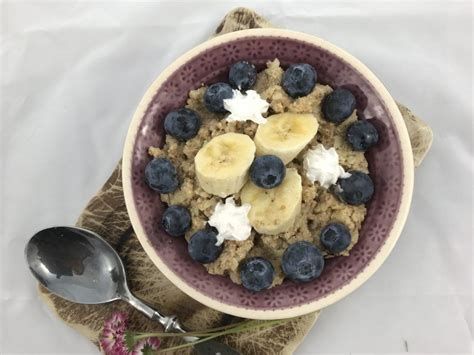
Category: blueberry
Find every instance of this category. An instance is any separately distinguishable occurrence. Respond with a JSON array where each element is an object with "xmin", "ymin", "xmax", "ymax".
[
  {"xmin": 322, "ymin": 88, "xmax": 356, "ymax": 124},
  {"xmin": 320, "ymin": 223, "xmax": 352, "ymax": 254},
  {"xmin": 204, "ymin": 82, "xmax": 234, "ymax": 113},
  {"xmin": 281, "ymin": 241, "xmax": 324, "ymax": 282},
  {"xmin": 162, "ymin": 205, "xmax": 192, "ymax": 237},
  {"xmin": 229, "ymin": 61, "xmax": 257, "ymax": 91},
  {"xmin": 164, "ymin": 108, "xmax": 201, "ymax": 141},
  {"xmin": 188, "ymin": 228, "xmax": 223, "ymax": 264},
  {"xmin": 282, "ymin": 63, "xmax": 317, "ymax": 98},
  {"xmin": 346, "ymin": 120, "xmax": 379, "ymax": 151},
  {"xmin": 250, "ymin": 155, "xmax": 286, "ymax": 189},
  {"xmin": 145, "ymin": 157, "xmax": 179, "ymax": 193},
  {"xmin": 335, "ymin": 171, "xmax": 374, "ymax": 205},
  {"xmin": 240, "ymin": 257, "xmax": 275, "ymax": 292}
]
